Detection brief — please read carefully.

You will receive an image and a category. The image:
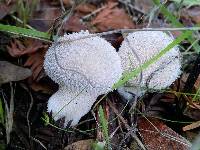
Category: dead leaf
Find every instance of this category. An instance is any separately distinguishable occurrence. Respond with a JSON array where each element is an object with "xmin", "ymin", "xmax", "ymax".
[
  {"xmin": 0, "ymin": 61, "xmax": 32, "ymax": 85},
  {"xmin": 138, "ymin": 117, "xmax": 191, "ymax": 150},
  {"xmin": 194, "ymin": 74, "xmax": 200, "ymax": 90},
  {"xmin": 29, "ymin": 0, "xmax": 61, "ymax": 31},
  {"xmin": 186, "ymin": 7, "xmax": 200, "ymax": 24},
  {"xmin": 75, "ymin": 3, "xmax": 97, "ymax": 15},
  {"xmin": 29, "ymin": 82, "xmax": 54, "ymax": 94},
  {"xmin": 102, "ymin": 33, "xmax": 123, "ymax": 49},
  {"xmin": 7, "ymin": 39, "xmax": 44, "ymax": 57},
  {"xmin": 0, "ymin": 2, "xmax": 15, "ymax": 19},
  {"xmin": 63, "ymin": 0, "xmax": 73, "ymax": 6},
  {"xmin": 91, "ymin": 2, "xmax": 135, "ymax": 32},
  {"xmin": 7, "ymin": 39, "xmax": 47, "ymax": 81},
  {"xmin": 64, "ymin": 139, "xmax": 94, "ymax": 150},
  {"xmin": 183, "ymin": 120, "xmax": 200, "ymax": 131},
  {"xmin": 63, "ymin": 3, "xmax": 96, "ymax": 32},
  {"xmin": 183, "ymin": 106, "xmax": 200, "ymax": 120},
  {"xmin": 24, "ymin": 48, "xmax": 47, "ymax": 81},
  {"xmin": 63, "ymin": 14, "xmax": 88, "ymax": 32},
  {"xmin": 134, "ymin": 0, "xmax": 154, "ymax": 14}
]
